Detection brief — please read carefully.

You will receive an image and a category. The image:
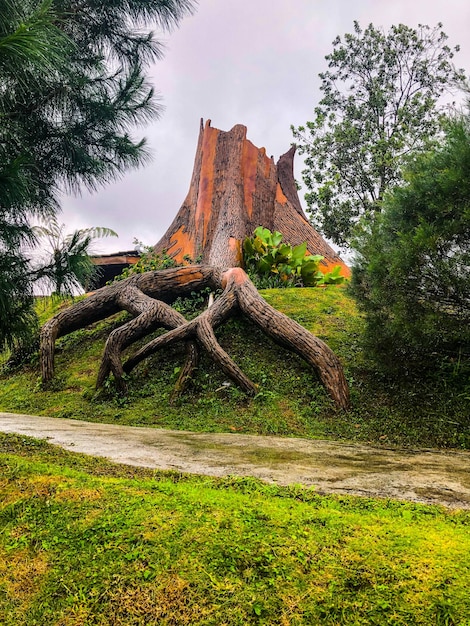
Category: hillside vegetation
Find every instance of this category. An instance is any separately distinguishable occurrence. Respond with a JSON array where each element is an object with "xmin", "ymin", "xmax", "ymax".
[{"xmin": 1, "ymin": 287, "xmax": 469, "ymax": 449}]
